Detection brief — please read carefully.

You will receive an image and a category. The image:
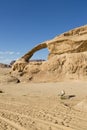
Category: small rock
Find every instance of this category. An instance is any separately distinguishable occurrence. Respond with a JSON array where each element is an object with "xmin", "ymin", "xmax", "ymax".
[{"xmin": 0, "ymin": 90, "xmax": 4, "ymax": 93}]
